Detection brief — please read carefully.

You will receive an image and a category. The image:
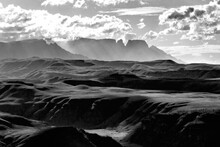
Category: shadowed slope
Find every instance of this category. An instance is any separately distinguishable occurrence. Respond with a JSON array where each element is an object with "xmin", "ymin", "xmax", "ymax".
[
  {"xmin": 0, "ymin": 81, "xmax": 220, "ymax": 147},
  {"xmin": 0, "ymin": 113, "xmax": 122, "ymax": 147},
  {"xmin": 0, "ymin": 58, "xmax": 220, "ymax": 147}
]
